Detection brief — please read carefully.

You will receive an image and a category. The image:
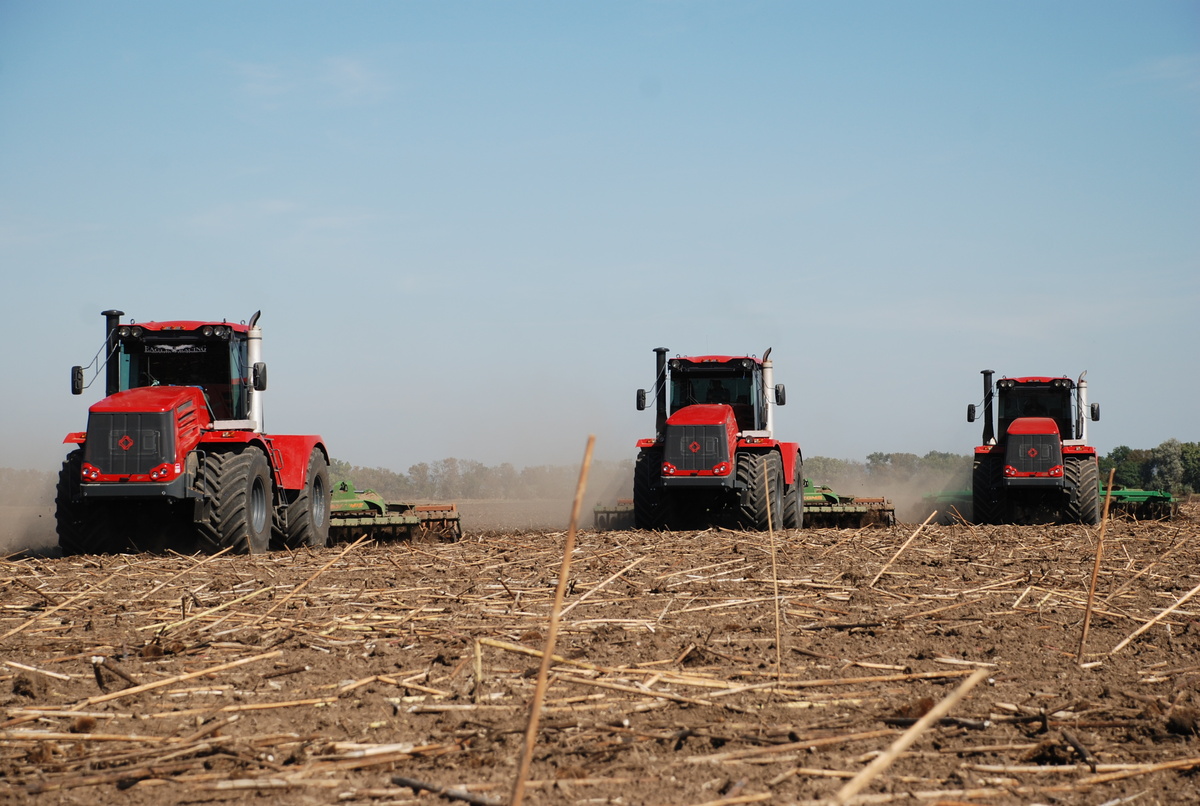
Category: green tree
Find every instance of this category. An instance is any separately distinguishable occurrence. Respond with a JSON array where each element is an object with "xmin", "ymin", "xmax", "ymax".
[
  {"xmin": 1180, "ymin": 442, "xmax": 1200, "ymax": 495},
  {"xmin": 1148, "ymin": 439, "xmax": 1184, "ymax": 493},
  {"xmin": 1101, "ymin": 446, "xmax": 1152, "ymax": 489}
]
